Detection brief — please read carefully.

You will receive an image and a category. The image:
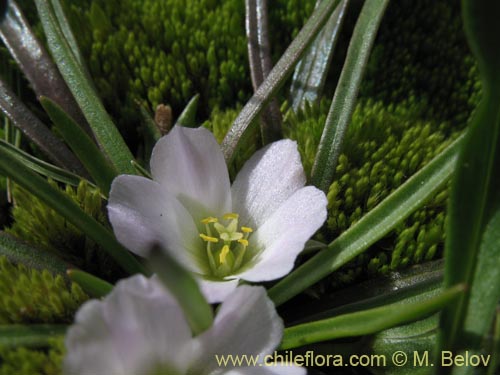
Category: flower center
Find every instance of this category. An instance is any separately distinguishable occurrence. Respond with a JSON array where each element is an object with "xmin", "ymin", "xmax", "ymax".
[{"xmin": 199, "ymin": 213, "xmax": 253, "ymax": 277}]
